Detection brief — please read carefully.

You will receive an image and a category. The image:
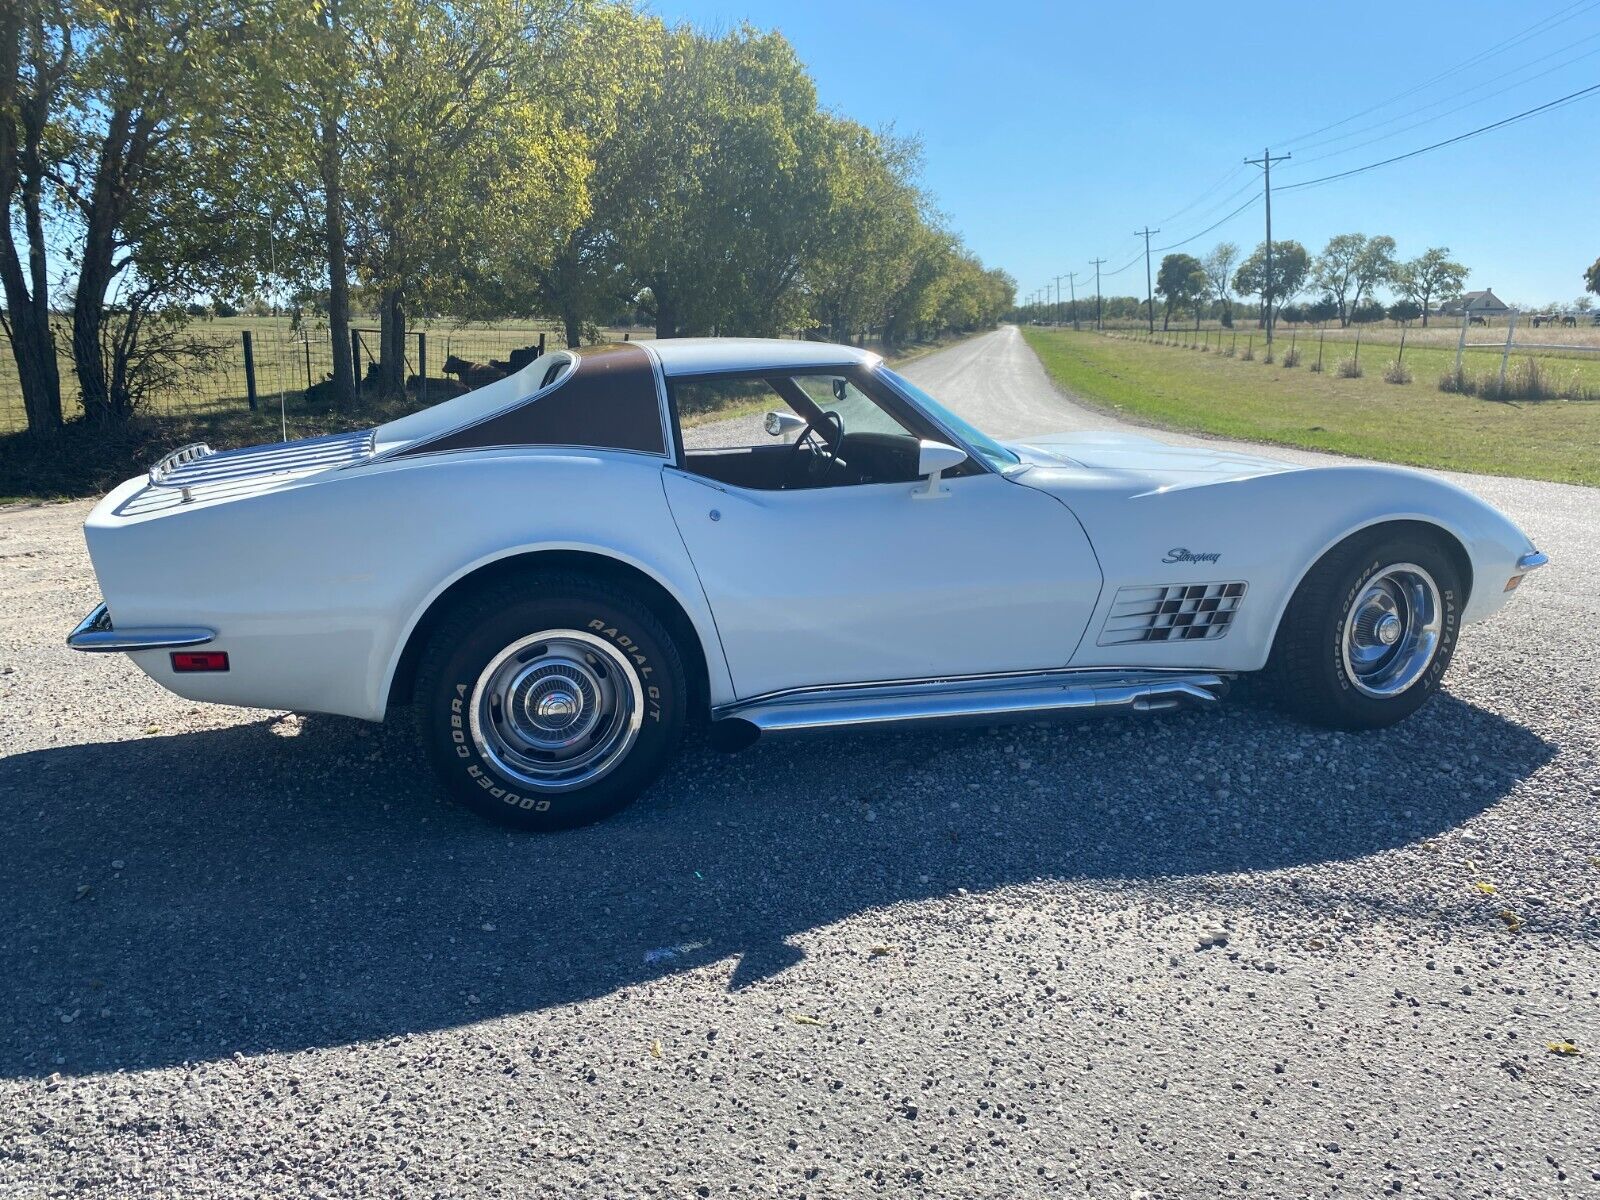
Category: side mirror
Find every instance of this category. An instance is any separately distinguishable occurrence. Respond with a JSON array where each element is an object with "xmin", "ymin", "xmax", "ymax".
[
  {"xmin": 764, "ymin": 411, "xmax": 807, "ymax": 438},
  {"xmin": 914, "ymin": 439, "xmax": 966, "ymax": 498},
  {"xmin": 831, "ymin": 377, "xmax": 849, "ymax": 401}
]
